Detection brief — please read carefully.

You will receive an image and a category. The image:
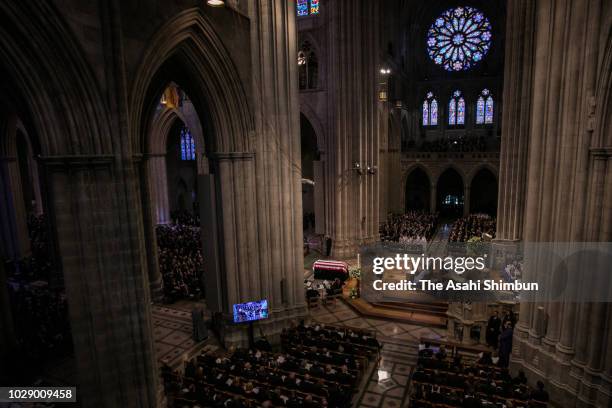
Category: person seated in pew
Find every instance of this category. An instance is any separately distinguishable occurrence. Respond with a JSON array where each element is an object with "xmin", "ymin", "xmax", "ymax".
[
  {"xmin": 418, "ymin": 342, "xmax": 435, "ymax": 358},
  {"xmin": 435, "ymin": 344, "xmax": 447, "ymax": 360},
  {"xmin": 530, "ymin": 380, "xmax": 549, "ymax": 403}
]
